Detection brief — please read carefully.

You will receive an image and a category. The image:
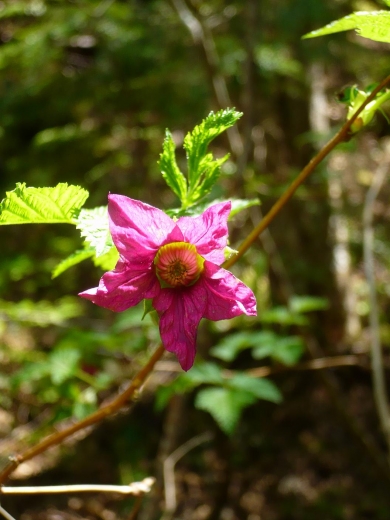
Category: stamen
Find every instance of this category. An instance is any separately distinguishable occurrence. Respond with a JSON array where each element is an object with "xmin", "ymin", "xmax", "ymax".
[{"xmin": 154, "ymin": 242, "xmax": 205, "ymax": 288}]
